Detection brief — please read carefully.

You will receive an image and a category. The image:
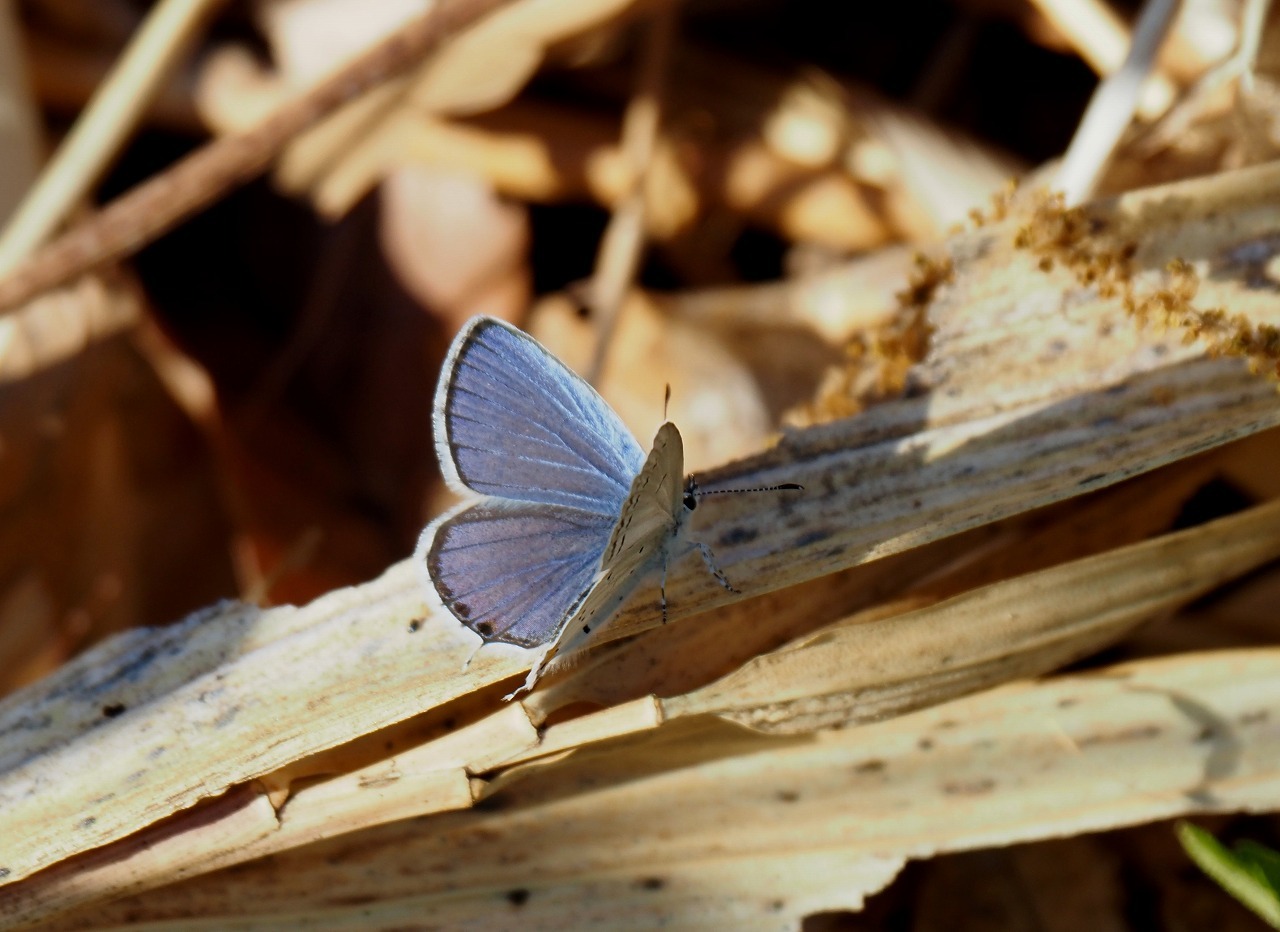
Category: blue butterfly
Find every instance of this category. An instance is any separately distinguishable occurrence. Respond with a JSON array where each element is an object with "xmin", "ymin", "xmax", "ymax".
[{"xmin": 415, "ymin": 317, "xmax": 797, "ymax": 697}]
